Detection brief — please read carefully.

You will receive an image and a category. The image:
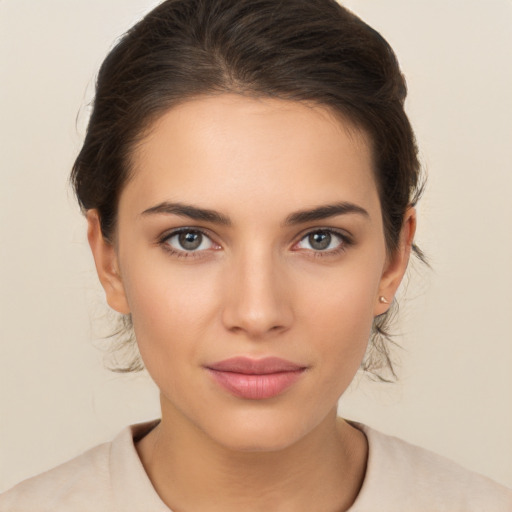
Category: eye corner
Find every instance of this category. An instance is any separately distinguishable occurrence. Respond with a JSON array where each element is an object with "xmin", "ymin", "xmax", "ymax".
[
  {"xmin": 158, "ymin": 227, "xmax": 221, "ymax": 257},
  {"xmin": 292, "ymin": 228, "xmax": 354, "ymax": 256}
]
